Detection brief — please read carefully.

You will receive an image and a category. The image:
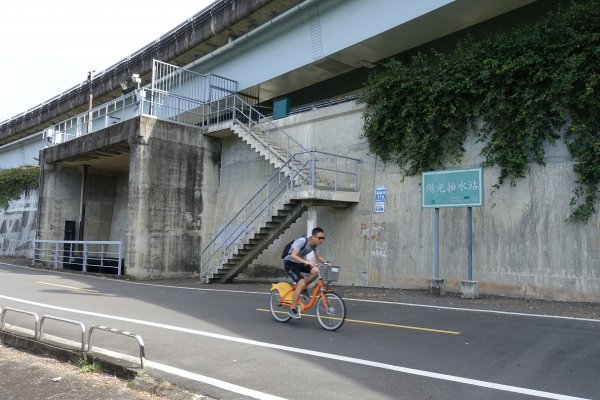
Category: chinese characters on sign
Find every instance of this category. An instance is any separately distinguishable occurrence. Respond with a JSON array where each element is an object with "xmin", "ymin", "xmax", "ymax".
[
  {"xmin": 422, "ymin": 168, "xmax": 483, "ymax": 208},
  {"xmin": 374, "ymin": 186, "xmax": 386, "ymax": 213}
]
